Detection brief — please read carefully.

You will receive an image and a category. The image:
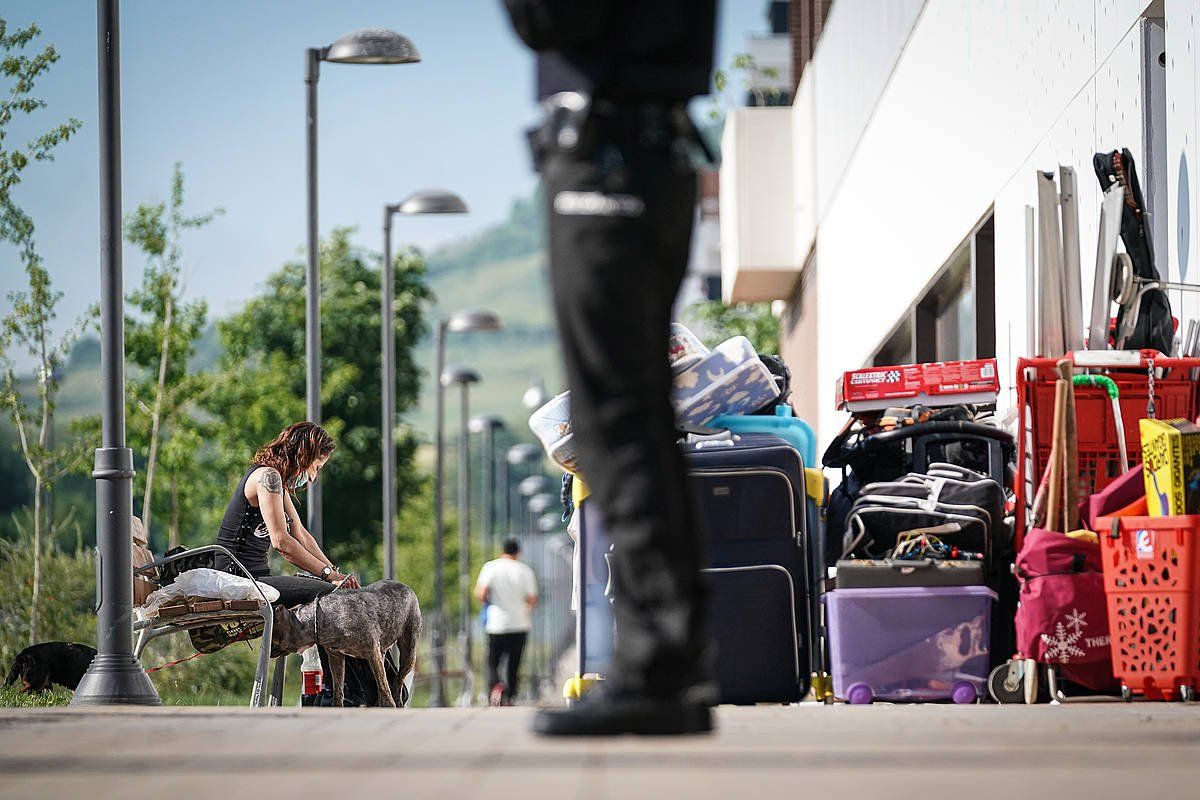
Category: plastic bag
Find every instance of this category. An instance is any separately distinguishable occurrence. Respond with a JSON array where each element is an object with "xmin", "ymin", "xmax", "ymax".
[{"xmin": 143, "ymin": 567, "xmax": 280, "ymax": 612}]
